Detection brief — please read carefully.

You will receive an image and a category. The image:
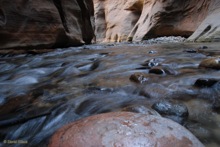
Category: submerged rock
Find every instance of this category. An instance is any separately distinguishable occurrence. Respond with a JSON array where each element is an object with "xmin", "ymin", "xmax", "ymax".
[
  {"xmin": 129, "ymin": 73, "xmax": 148, "ymax": 84},
  {"xmin": 152, "ymin": 101, "xmax": 189, "ymax": 124},
  {"xmin": 139, "ymin": 83, "xmax": 170, "ymax": 99},
  {"xmin": 141, "ymin": 58, "xmax": 161, "ymax": 68},
  {"xmin": 149, "ymin": 68, "xmax": 165, "ymax": 75},
  {"xmin": 194, "ymin": 78, "xmax": 219, "ymax": 88},
  {"xmin": 199, "ymin": 57, "xmax": 220, "ymax": 69},
  {"xmin": 49, "ymin": 112, "xmax": 204, "ymax": 147}
]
